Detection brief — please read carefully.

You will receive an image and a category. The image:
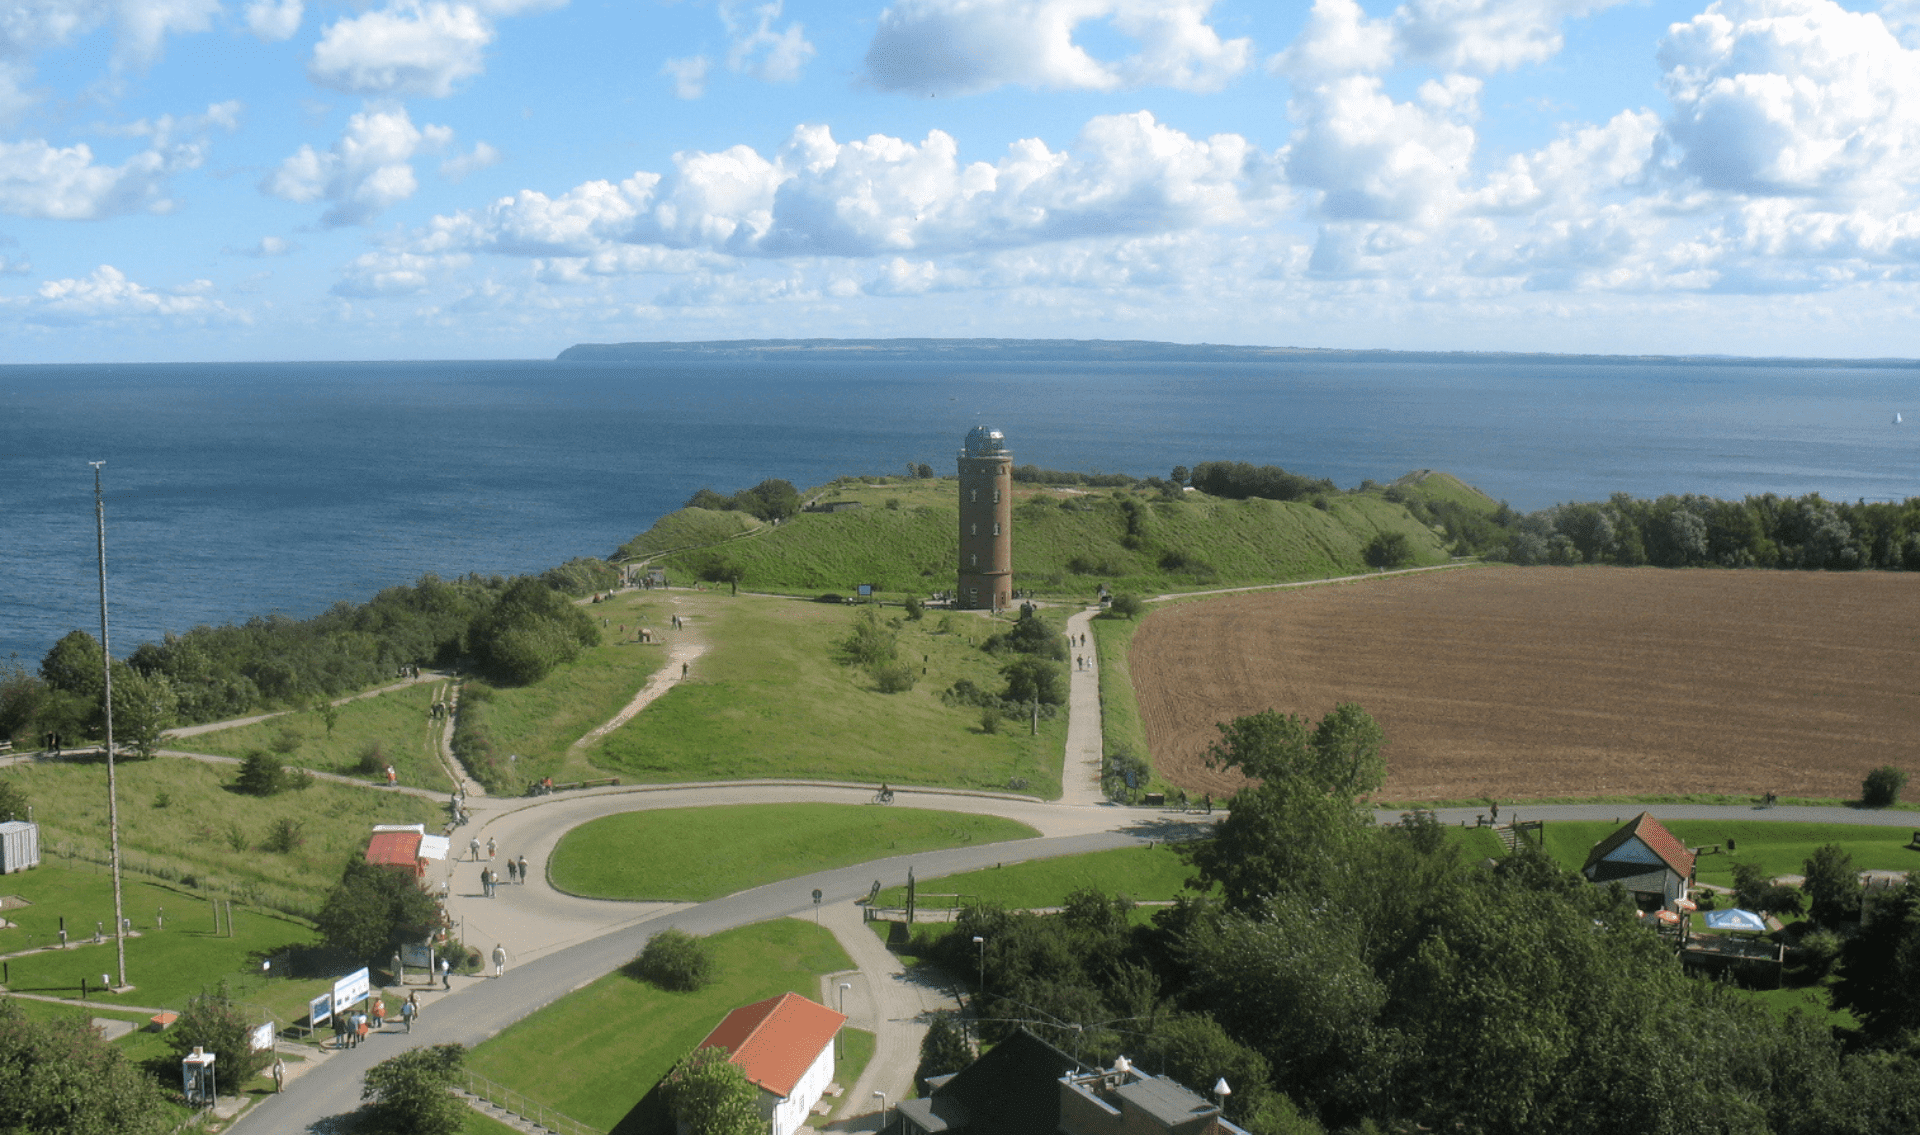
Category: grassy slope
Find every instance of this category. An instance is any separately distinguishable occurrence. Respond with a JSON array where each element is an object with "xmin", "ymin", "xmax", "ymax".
[
  {"xmin": 1391, "ymin": 469, "xmax": 1504, "ymax": 512},
  {"xmin": 642, "ymin": 475, "xmax": 1463, "ymax": 600},
  {"xmin": 1, "ymin": 759, "xmax": 438, "ymax": 915},
  {"xmin": 873, "ymin": 842, "xmax": 1194, "ymax": 909},
  {"xmin": 615, "ymin": 507, "xmax": 761, "ymax": 560},
  {"xmin": 584, "ymin": 595, "xmax": 1067, "ymax": 795},
  {"xmin": 465, "ymin": 919, "xmax": 852, "ymax": 1133},
  {"xmin": 549, "ymin": 804, "xmax": 1039, "ymax": 901},
  {"xmin": 180, "ymin": 679, "xmax": 451, "ymax": 789}
]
